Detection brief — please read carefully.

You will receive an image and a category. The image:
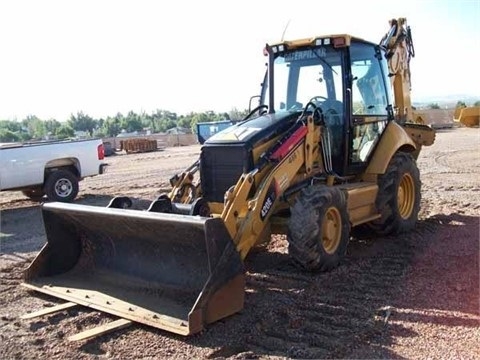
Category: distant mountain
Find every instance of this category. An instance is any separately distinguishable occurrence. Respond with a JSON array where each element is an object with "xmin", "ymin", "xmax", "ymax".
[{"xmin": 413, "ymin": 94, "xmax": 480, "ymax": 107}]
